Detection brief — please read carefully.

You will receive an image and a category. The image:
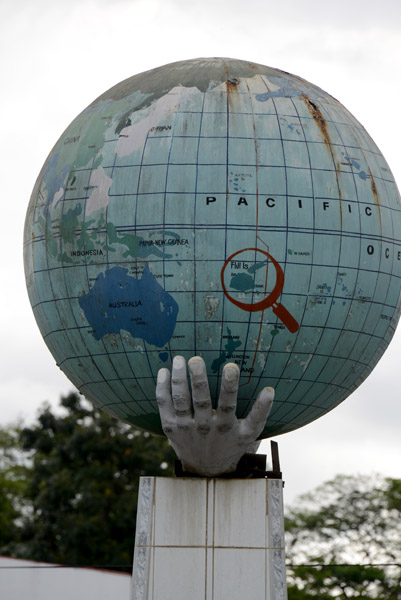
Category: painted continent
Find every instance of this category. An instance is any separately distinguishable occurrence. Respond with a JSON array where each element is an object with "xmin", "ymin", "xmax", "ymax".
[{"xmin": 79, "ymin": 265, "xmax": 179, "ymax": 347}]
